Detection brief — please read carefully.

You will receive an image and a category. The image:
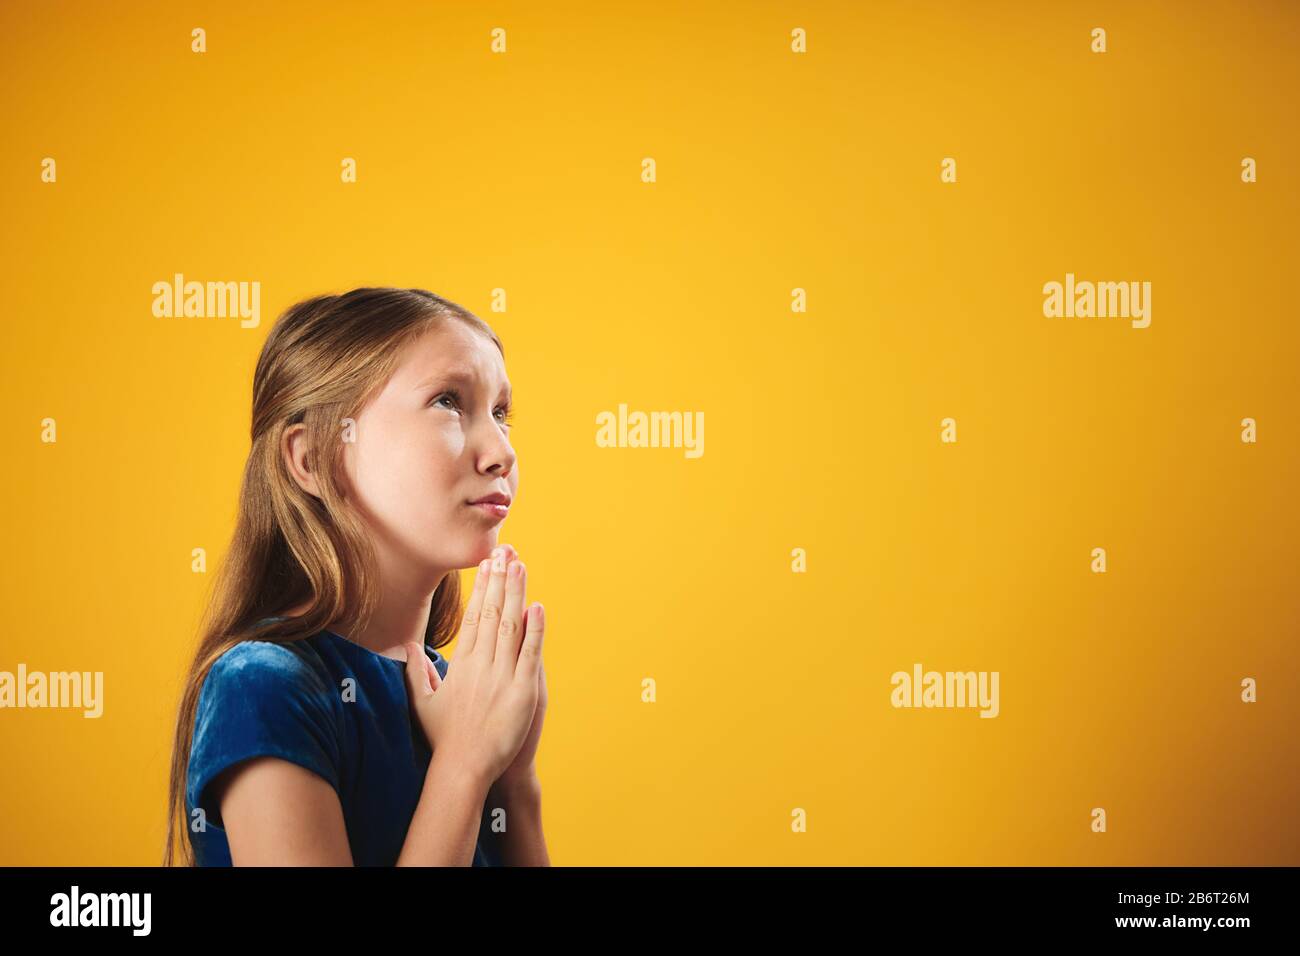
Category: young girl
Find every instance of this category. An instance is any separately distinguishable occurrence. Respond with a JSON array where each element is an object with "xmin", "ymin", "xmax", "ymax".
[{"xmin": 162, "ymin": 287, "xmax": 549, "ymax": 866}]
